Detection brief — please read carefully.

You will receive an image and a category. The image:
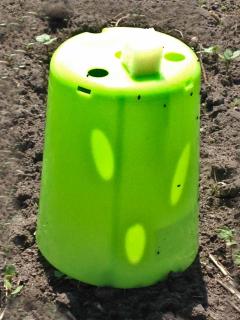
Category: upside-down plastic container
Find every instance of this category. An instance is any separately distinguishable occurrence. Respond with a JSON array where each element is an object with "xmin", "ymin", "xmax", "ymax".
[{"xmin": 36, "ymin": 27, "xmax": 201, "ymax": 288}]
